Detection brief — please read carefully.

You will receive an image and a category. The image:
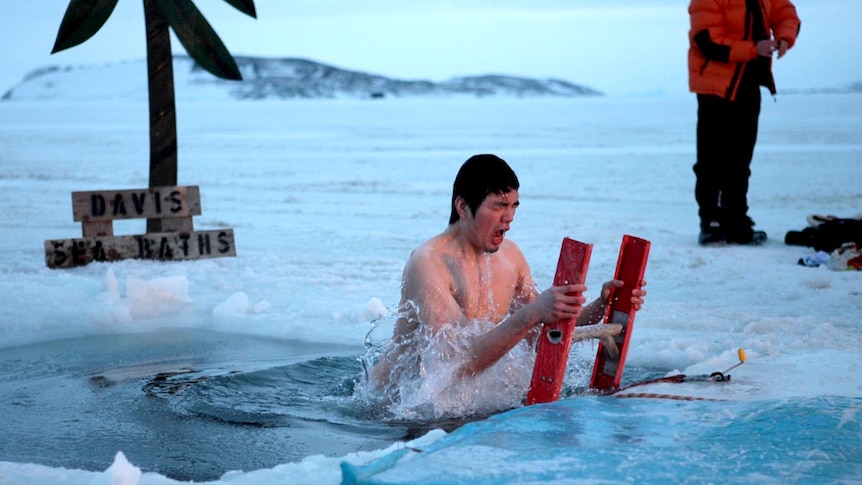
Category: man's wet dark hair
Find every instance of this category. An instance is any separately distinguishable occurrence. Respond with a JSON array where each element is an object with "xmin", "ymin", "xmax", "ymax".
[{"xmin": 449, "ymin": 154, "xmax": 520, "ymax": 224}]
